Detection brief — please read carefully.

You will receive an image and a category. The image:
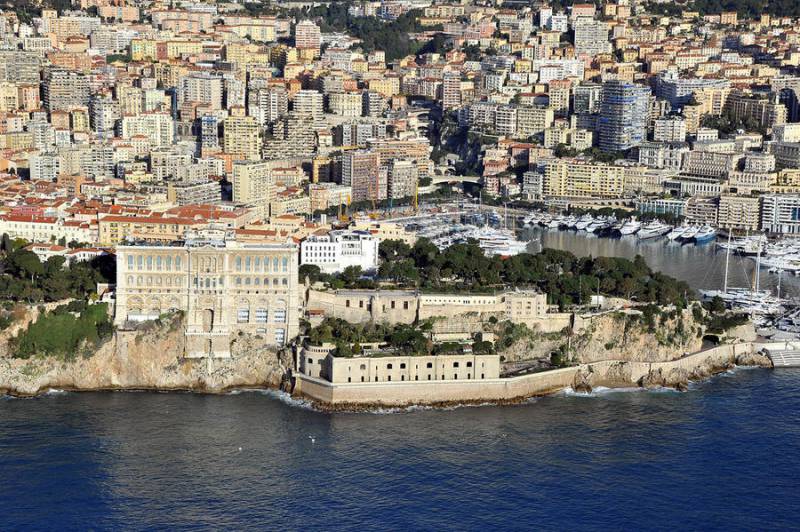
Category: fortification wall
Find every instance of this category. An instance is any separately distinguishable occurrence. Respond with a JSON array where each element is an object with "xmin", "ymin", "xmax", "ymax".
[{"xmin": 293, "ymin": 343, "xmax": 750, "ymax": 407}]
